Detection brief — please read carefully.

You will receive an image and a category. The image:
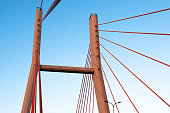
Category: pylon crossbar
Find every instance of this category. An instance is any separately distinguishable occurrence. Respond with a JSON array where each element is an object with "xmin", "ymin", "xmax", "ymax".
[{"xmin": 40, "ymin": 65, "xmax": 94, "ymax": 74}]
